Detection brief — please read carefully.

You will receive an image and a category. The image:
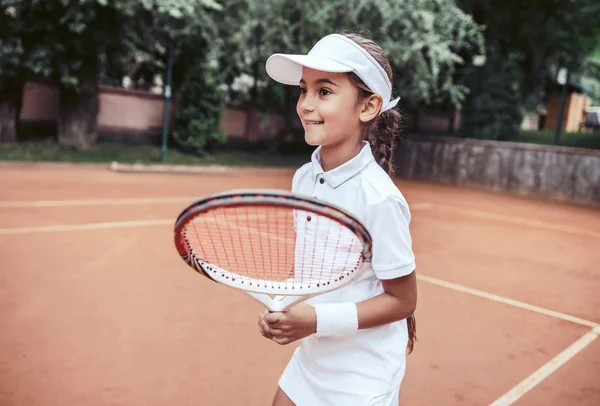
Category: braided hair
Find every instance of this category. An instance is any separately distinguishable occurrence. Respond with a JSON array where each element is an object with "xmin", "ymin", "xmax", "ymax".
[
  {"xmin": 342, "ymin": 33, "xmax": 402, "ymax": 176},
  {"xmin": 343, "ymin": 33, "xmax": 416, "ymax": 354}
]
